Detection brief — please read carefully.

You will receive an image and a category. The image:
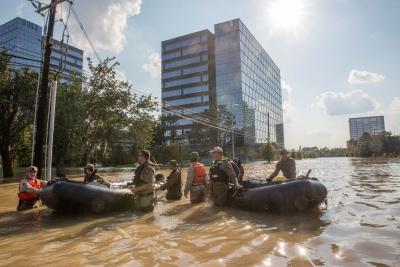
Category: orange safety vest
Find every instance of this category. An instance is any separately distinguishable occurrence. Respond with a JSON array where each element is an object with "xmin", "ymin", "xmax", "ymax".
[
  {"xmin": 192, "ymin": 163, "xmax": 206, "ymax": 186},
  {"xmin": 18, "ymin": 178, "xmax": 42, "ymax": 201}
]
